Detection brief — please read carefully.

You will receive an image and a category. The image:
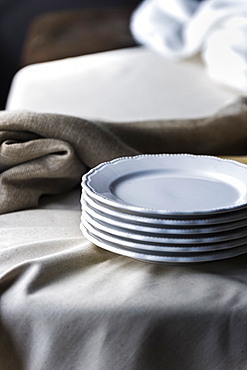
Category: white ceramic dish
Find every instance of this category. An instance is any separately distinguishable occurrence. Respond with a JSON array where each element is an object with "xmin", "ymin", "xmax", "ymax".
[
  {"xmin": 82, "ymin": 190, "xmax": 247, "ymax": 226},
  {"xmin": 81, "ymin": 215, "xmax": 247, "ymax": 252},
  {"xmin": 81, "ymin": 222, "xmax": 247, "ymax": 264},
  {"xmin": 83, "ymin": 154, "xmax": 247, "ymax": 216},
  {"xmin": 82, "ymin": 198, "xmax": 247, "ymax": 235}
]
